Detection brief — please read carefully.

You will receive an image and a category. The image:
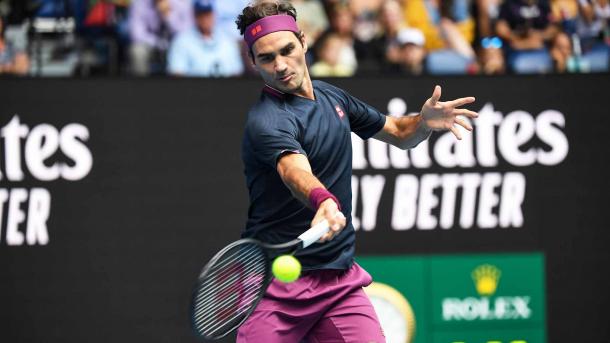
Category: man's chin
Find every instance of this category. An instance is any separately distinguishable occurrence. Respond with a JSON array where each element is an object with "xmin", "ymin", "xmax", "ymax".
[{"xmin": 268, "ymin": 77, "xmax": 300, "ymax": 94}]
